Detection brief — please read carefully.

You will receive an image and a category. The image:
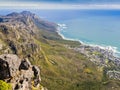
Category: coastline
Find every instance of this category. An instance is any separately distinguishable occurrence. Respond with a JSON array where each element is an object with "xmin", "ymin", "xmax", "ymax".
[
  {"xmin": 57, "ymin": 23, "xmax": 120, "ymax": 58},
  {"xmin": 57, "ymin": 24, "xmax": 120, "ymax": 80}
]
